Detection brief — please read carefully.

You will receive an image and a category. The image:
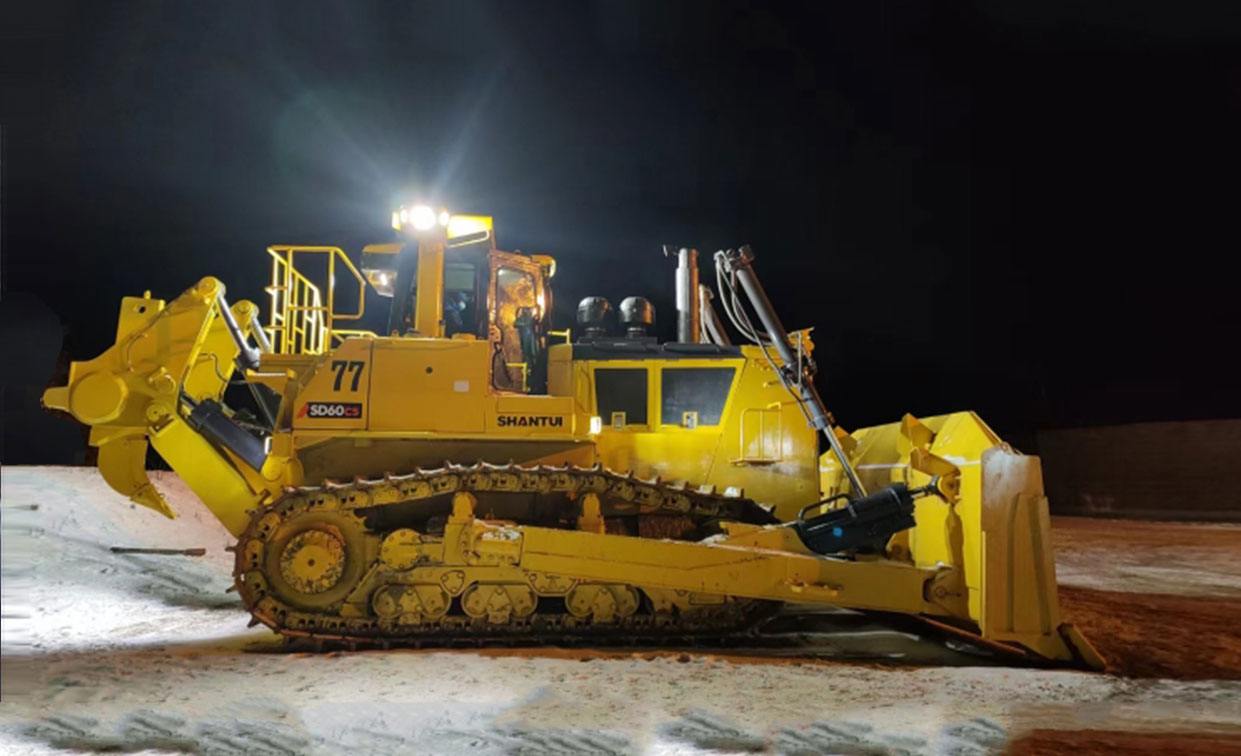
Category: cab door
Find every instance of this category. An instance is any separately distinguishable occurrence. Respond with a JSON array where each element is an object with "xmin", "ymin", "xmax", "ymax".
[{"xmin": 487, "ymin": 251, "xmax": 548, "ymax": 393}]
